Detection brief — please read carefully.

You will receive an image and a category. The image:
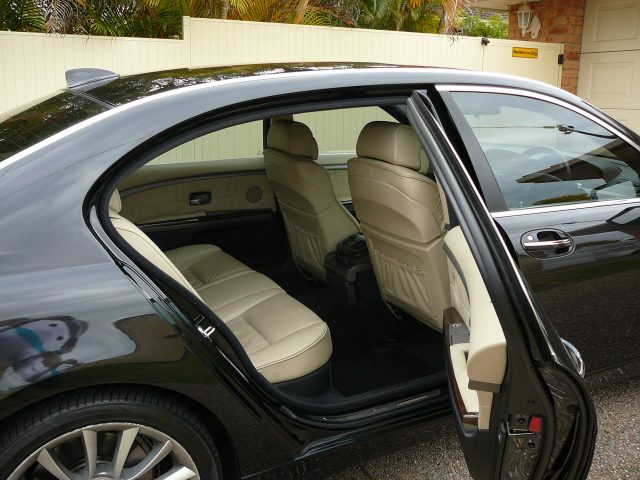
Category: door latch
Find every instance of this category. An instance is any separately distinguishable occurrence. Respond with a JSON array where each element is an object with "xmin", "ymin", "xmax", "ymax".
[{"xmin": 194, "ymin": 315, "xmax": 215, "ymax": 341}]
